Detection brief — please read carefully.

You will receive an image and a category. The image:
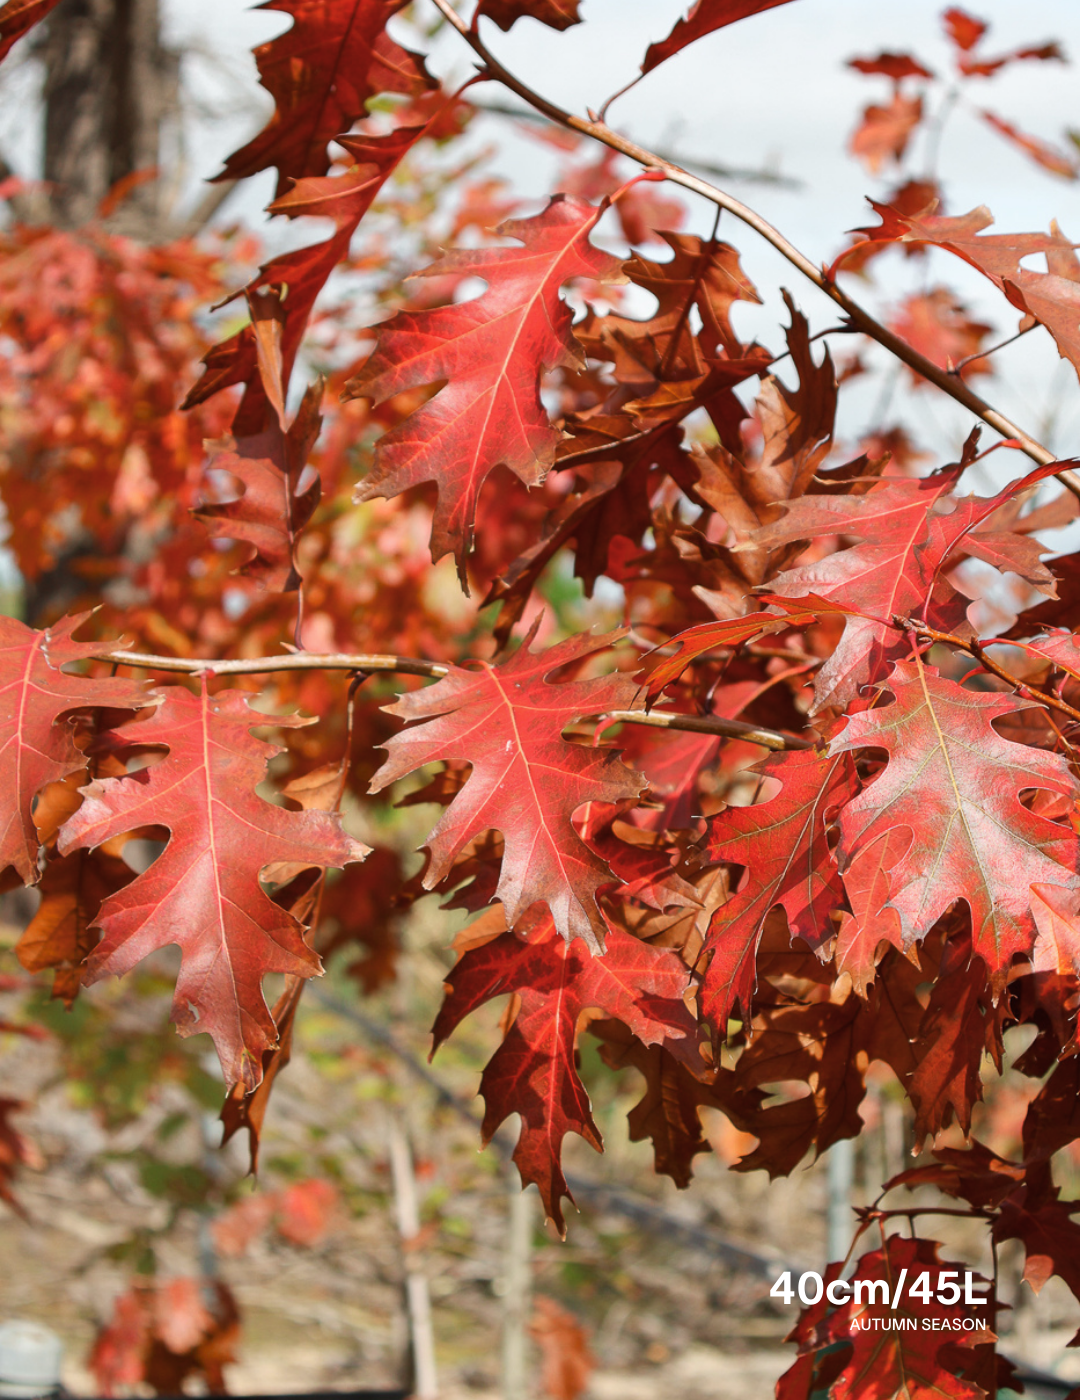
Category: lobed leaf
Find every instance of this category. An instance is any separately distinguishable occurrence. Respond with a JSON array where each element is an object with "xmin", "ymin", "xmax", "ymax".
[
  {"xmin": 0, "ymin": 0, "xmax": 60, "ymax": 62},
  {"xmin": 780, "ymin": 1235, "xmax": 992, "ymax": 1399},
  {"xmin": 216, "ymin": 0, "xmax": 433, "ymax": 195},
  {"xmin": 371, "ymin": 624, "xmax": 642, "ymax": 947},
  {"xmin": 196, "ymin": 380, "xmax": 322, "ymax": 593},
  {"xmin": 640, "ymin": 0, "xmax": 798, "ymax": 75},
  {"xmin": 431, "ymin": 907, "xmax": 700, "ymax": 1232},
  {"xmin": 475, "ymin": 0, "xmax": 581, "ymax": 31},
  {"xmin": 347, "ymin": 195, "xmax": 624, "ymax": 576},
  {"xmin": 0, "ymin": 614, "xmax": 146, "ymax": 884},
  {"xmin": 59, "ymin": 685, "xmax": 369, "ymax": 1090},
  {"xmin": 699, "ymin": 746, "xmax": 852, "ymax": 1033},
  {"xmin": 833, "ymin": 658, "xmax": 1080, "ymax": 990},
  {"xmin": 844, "ymin": 200, "xmax": 1080, "ymax": 383}
]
